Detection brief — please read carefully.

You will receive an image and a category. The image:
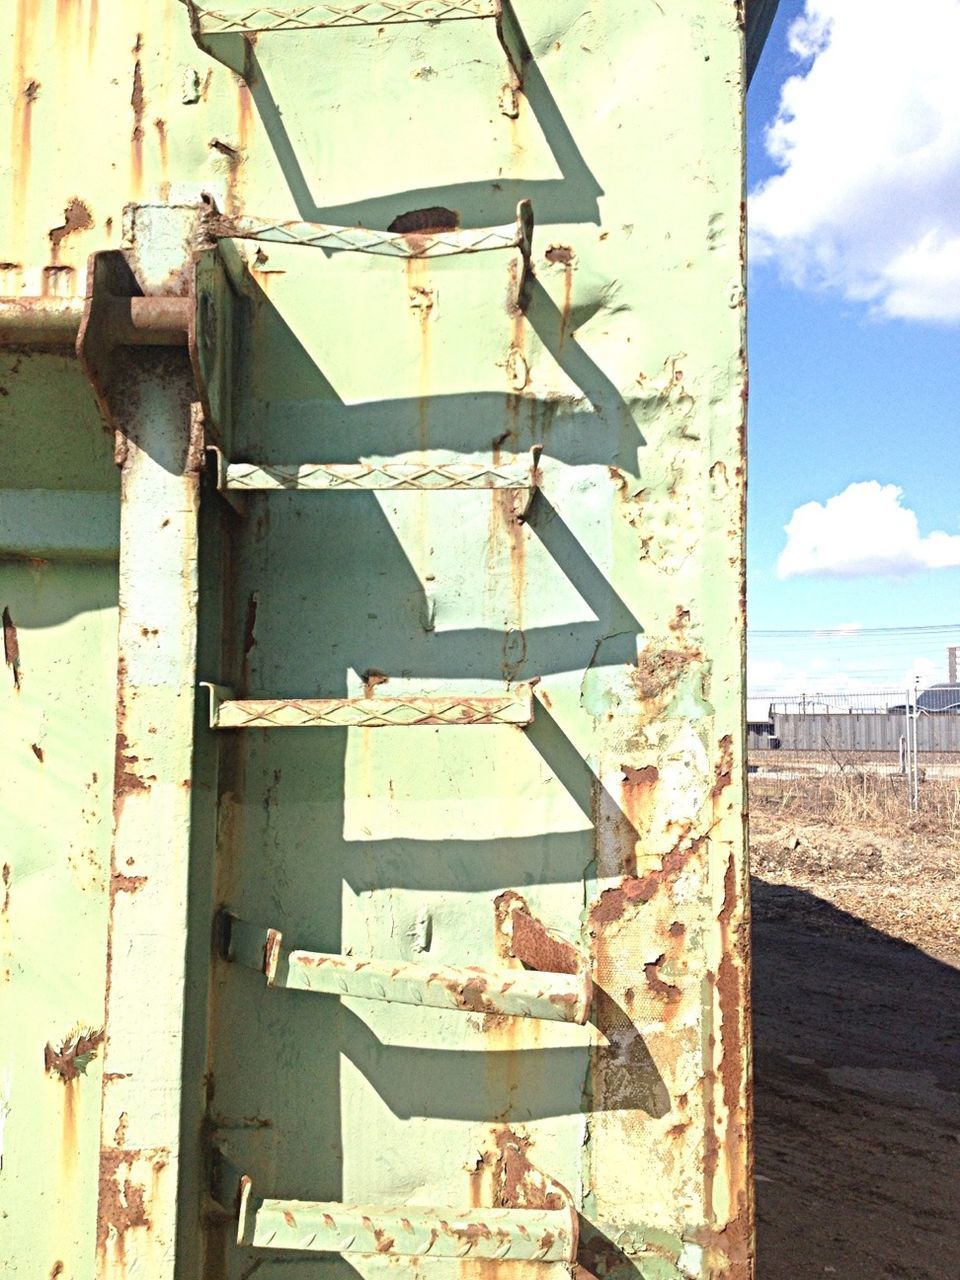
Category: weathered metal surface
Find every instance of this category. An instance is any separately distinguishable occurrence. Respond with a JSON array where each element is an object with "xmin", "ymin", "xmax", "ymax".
[
  {"xmin": 204, "ymin": 682, "xmax": 536, "ymax": 727},
  {"xmin": 0, "ymin": 4, "xmax": 750, "ymax": 1280},
  {"xmin": 212, "ymin": 200, "xmax": 532, "ymax": 259},
  {"xmin": 236, "ymin": 1179, "xmax": 578, "ymax": 1258},
  {"xmin": 75, "ymin": 209, "xmax": 206, "ymax": 1280},
  {"xmin": 185, "ymin": 1, "xmax": 501, "ymax": 32},
  {"xmin": 226, "ymin": 913, "xmax": 592, "ymax": 1022},
  {"xmin": 214, "ymin": 449, "xmax": 540, "ymax": 492}
]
